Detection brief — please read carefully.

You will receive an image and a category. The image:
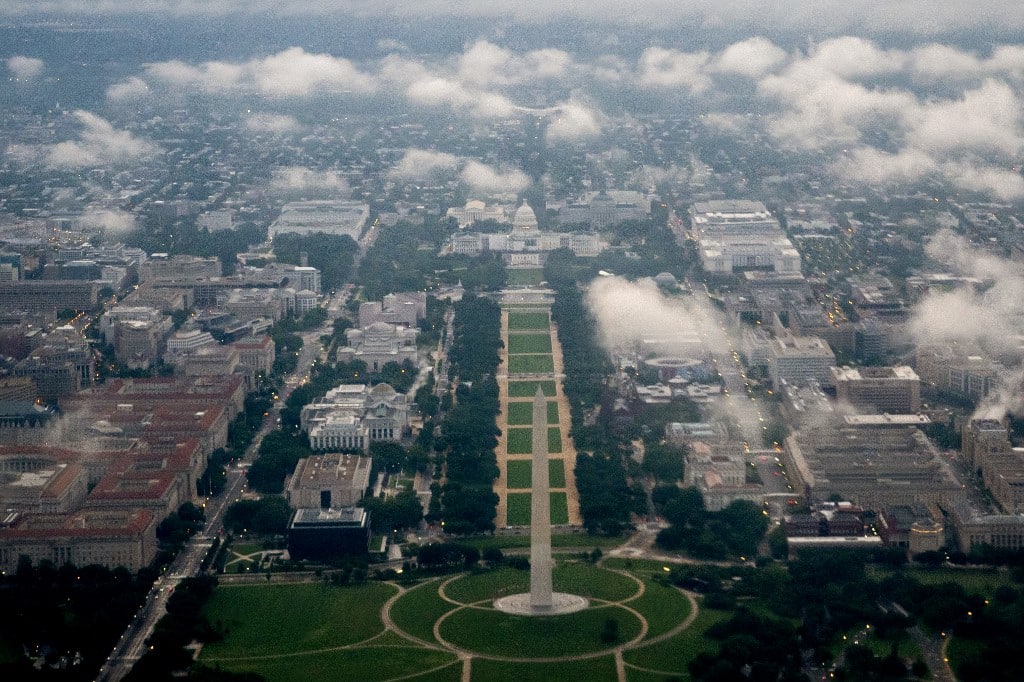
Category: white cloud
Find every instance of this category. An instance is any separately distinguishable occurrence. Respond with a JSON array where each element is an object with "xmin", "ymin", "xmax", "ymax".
[
  {"xmin": 269, "ymin": 167, "xmax": 349, "ymax": 196},
  {"xmin": 28, "ymin": 111, "xmax": 162, "ymax": 169},
  {"xmin": 637, "ymin": 47, "xmax": 711, "ymax": 93},
  {"xmin": 906, "ymin": 79, "xmax": 1024, "ymax": 157},
  {"xmin": 245, "ymin": 113, "xmax": 302, "ymax": 133},
  {"xmin": 460, "ymin": 161, "xmax": 530, "ymax": 194},
  {"xmin": 139, "ymin": 48, "xmax": 375, "ymax": 97},
  {"xmin": 388, "ymin": 149, "xmax": 460, "ymax": 182},
  {"xmin": 76, "ymin": 208, "xmax": 136, "ymax": 234},
  {"xmin": 545, "ymin": 102, "xmax": 601, "ymax": 144},
  {"xmin": 833, "ymin": 147, "xmax": 937, "ymax": 186},
  {"xmin": 6, "ymin": 55, "xmax": 43, "ymax": 79},
  {"xmin": 106, "ymin": 76, "xmax": 151, "ymax": 101},
  {"xmin": 712, "ymin": 37, "xmax": 787, "ymax": 78},
  {"xmin": 252, "ymin": 47, "xmax": 375, "ymax": 96}
]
